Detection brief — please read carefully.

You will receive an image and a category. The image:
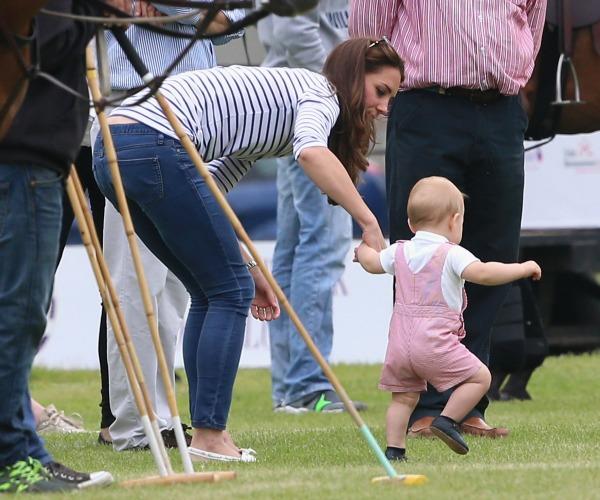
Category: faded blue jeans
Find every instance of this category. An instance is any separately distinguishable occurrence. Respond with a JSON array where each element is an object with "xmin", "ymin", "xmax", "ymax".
[
  {"xmin": 269, "ymin": 157, "xmax": 351, "ymax": 406},
  {"xmin": 93, "ymin": 124, "xmax": 254, "ymax": 430},
  {"xmin": 0, "ymin": 164, "xmax": 62, "ymax": 468}
]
